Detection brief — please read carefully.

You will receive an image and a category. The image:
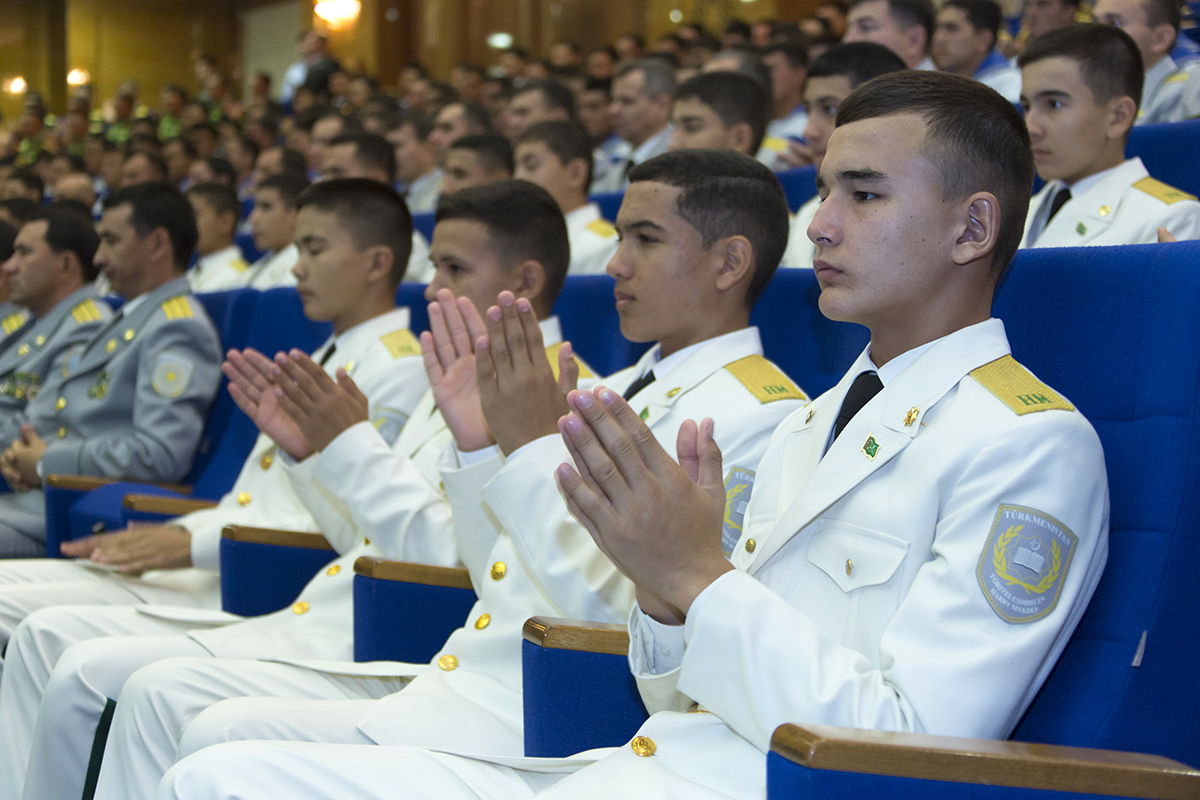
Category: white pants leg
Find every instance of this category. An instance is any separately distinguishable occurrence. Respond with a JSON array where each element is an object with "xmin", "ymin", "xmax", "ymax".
[
  {"xmin": 157, "ymin": 741, "xmax": 558, "ymax": 800},
  {"xmin": 0, "ymin": 605, "xmax": 205, "ymax": 800},
  {"xmin": 177, "ymin": 697, "xmax": 375, "ymax": 757},
  {"xmin": 0, "ymin": 489, "xmax": 47, "ymax": 557},
  {"xmin": 94, "ymin": 658, "xmax": 407, "ymax": 800}
]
